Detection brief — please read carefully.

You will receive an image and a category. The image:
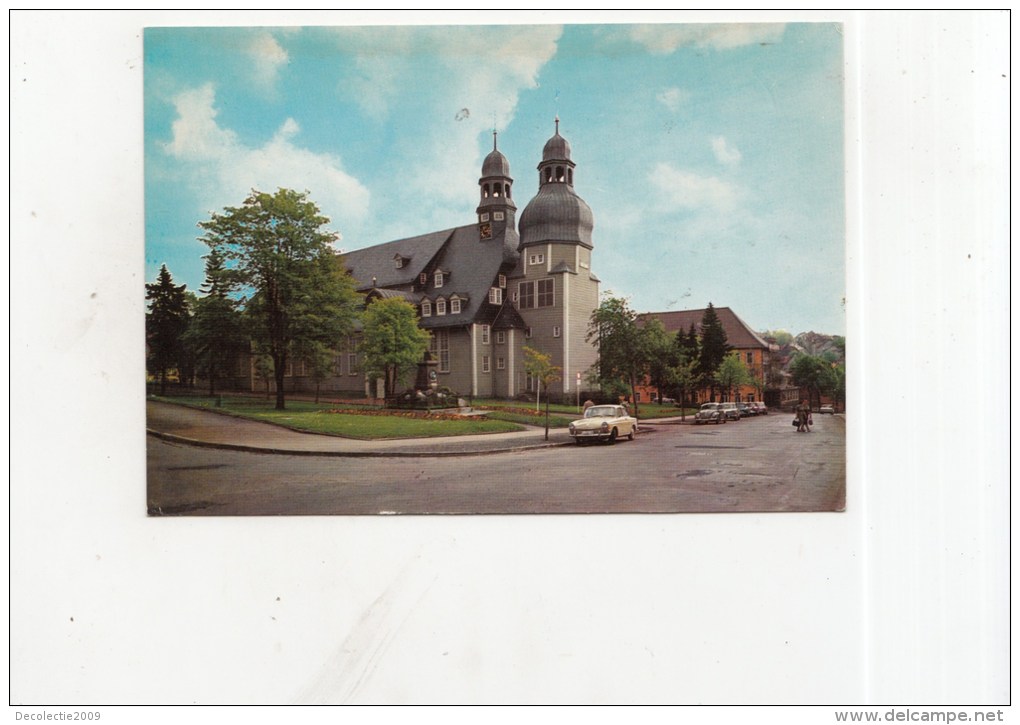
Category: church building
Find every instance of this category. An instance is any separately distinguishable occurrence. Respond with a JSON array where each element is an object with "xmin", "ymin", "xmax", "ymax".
[{"xmin": 277, "ymin": 119, "xmax": 601, "ymax": 400}]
